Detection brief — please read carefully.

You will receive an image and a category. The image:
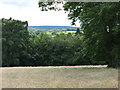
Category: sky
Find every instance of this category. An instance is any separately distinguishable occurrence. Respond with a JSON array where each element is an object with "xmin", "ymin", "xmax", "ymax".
[{"xmin": 0, "ymin": 0, "xmax": 80, "ymax": 27}]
